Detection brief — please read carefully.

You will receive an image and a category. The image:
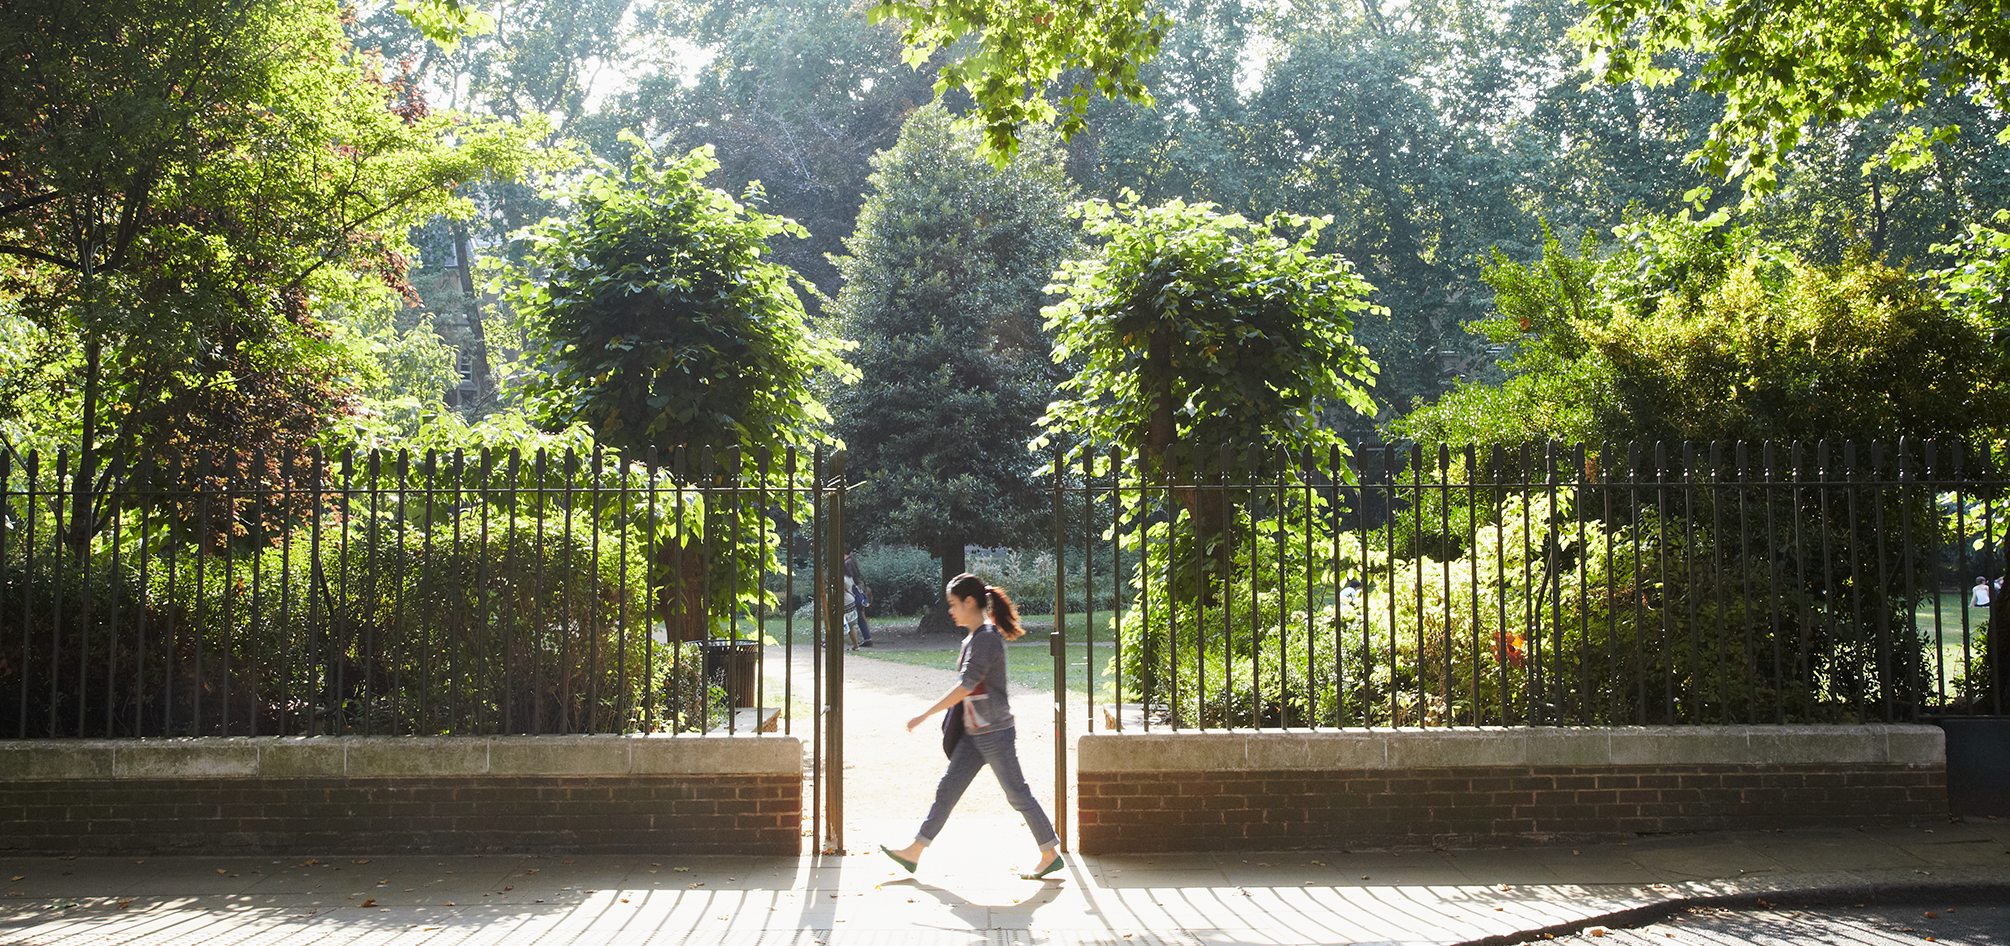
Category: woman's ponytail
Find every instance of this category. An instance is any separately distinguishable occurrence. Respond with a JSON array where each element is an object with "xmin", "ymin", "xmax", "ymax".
[
  {"xmin": 986, "ymin": 585, "xmax": 1023, "ymax": 641},
  {"xmin": 947, "ymin": 572, "xmax": 1024, "ymax": 641}
]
